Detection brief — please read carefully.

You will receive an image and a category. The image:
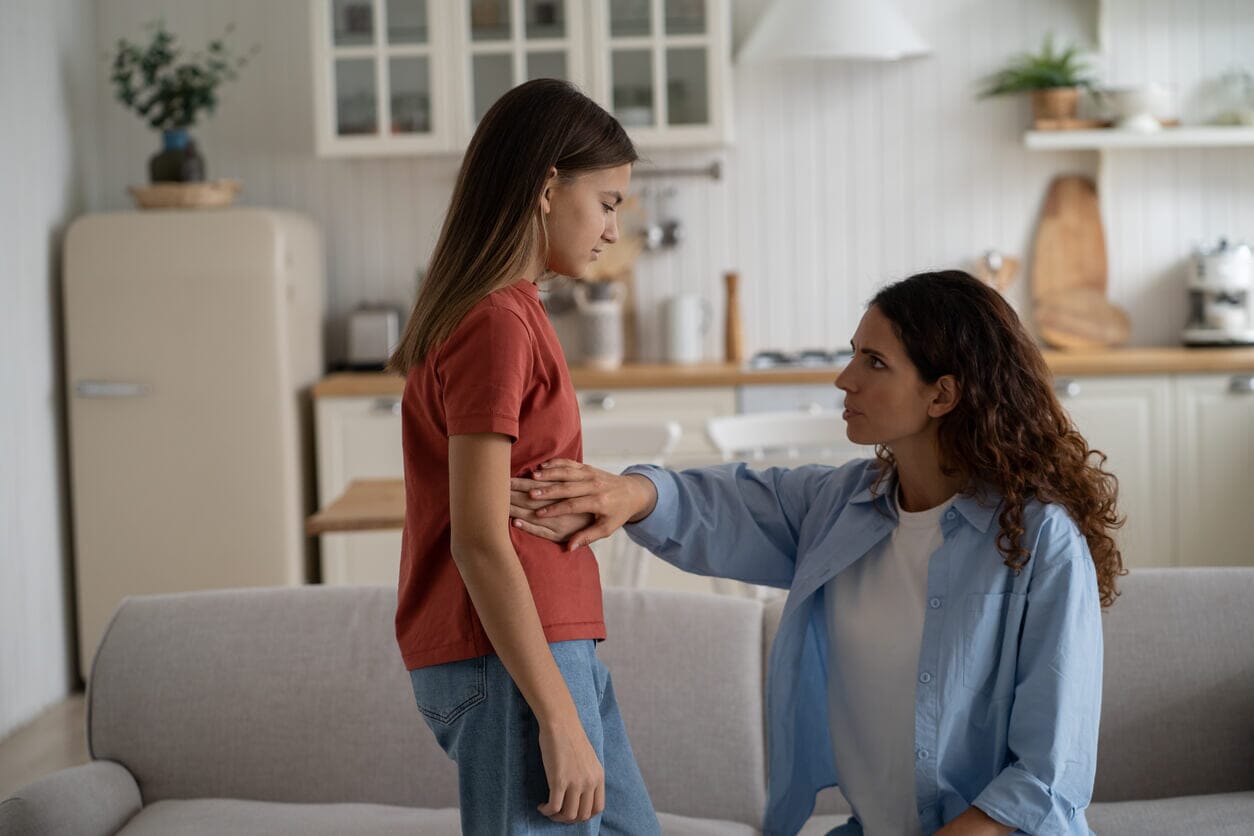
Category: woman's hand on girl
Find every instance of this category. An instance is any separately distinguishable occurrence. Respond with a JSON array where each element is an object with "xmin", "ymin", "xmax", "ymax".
[
  {"xmin": 510, "ymin": 460, "xmax": 658, "ymax": 551},
  {"xmin": 509, "ymin": 478, "xmax": 595, "ymax": 543}
]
